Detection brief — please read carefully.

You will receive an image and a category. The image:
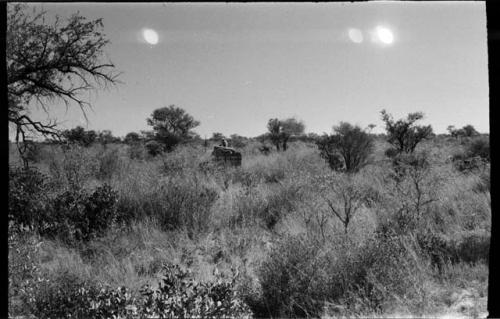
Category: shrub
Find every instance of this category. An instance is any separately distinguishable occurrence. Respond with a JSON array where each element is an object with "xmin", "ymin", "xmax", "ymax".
[
  {"xmin": 9, "ymin": 166, "xmax": 50, "ymax": 230},
  {"xmin": 255, "ymin": 235, "xmax": 327, "ymax": 318},
  {"xmin": 154, "ymin": 176, "xmax": 218, "ymax": 235},
  {"xmin": 451, "ymin": 152, "xmax": 487, "ymax": 173},
  {"xmin": 380, "ymin": 110, "xmax": 433, "ymax": 154},
  {"xmin": 24, "ymin": 271, "xmax": 136, "ymax": 319},
  {"xmin": 139, "ymin": 263, "xmax": 251, "ymax": 318},
  {"xmin": 95, "ymin": 147, "xmax": 121, "ymax": 180},
  {"xmin": 8, "ymin": 229, "xmax": 43, "ymax": 317},
  {"xmin": 466, "ymin": 136, "xmax": 489, "ymax": 161},
  {"xmin": 47, "ymin": 145, "xmax": 99, "ymax": 189},
  {"xmin": 124, "ymin": 132, "xmax": 141, "ymax": 144},
  {"xmin": 145, "ymin": 140, "xmax": 163, "ymax": 157},
  {"xmin": 127, "ymin": 143, "xmax": 146, "ymax": 160},
  {"xmin": 319, "ymin": 172, "xmax": 372, "ymax": 234},
  {"xmin": 41, "ymin": 184, "xmax": 118, "ymax": 242},
  {"xmin": 62, "ymin": 126, "xmax": 97, "ymax": 147},
  {"xmin": 316, "ymin": 122, "xmax": 374, "ymax": 173}
]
